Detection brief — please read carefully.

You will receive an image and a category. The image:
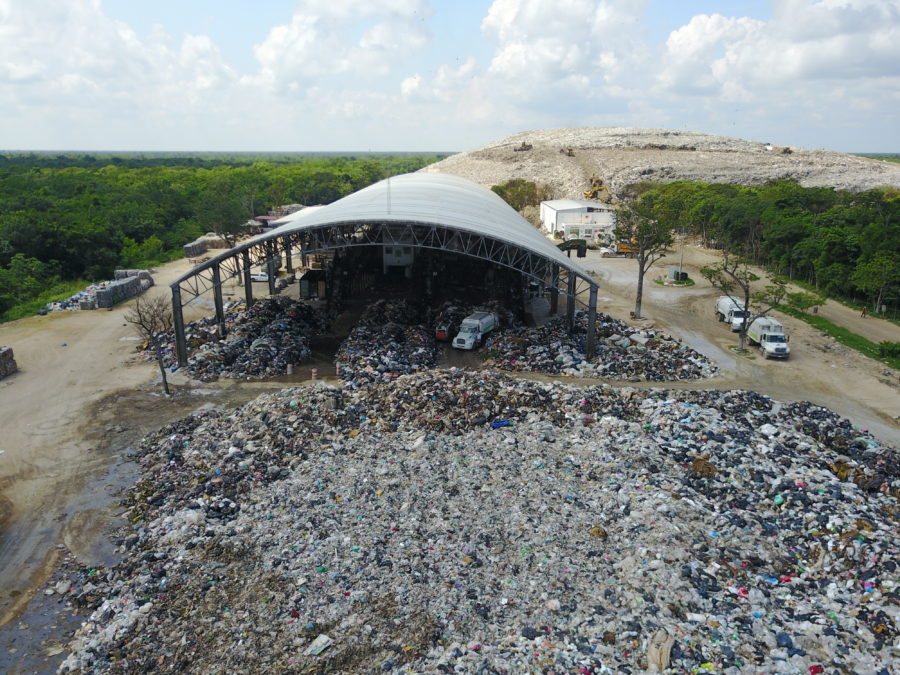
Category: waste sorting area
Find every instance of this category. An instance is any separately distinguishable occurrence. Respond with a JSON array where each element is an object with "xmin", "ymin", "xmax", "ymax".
[
  {"xmin": 56, "ymin": 369, "xmax": 896, "ymax": 674},
  {"xmin": 161, "ymin": 297, "xmax": 334, "ymax": 381},
  {"xmin": 162, "ymin": 297, "xmax": 718, "ymax": 386}
]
